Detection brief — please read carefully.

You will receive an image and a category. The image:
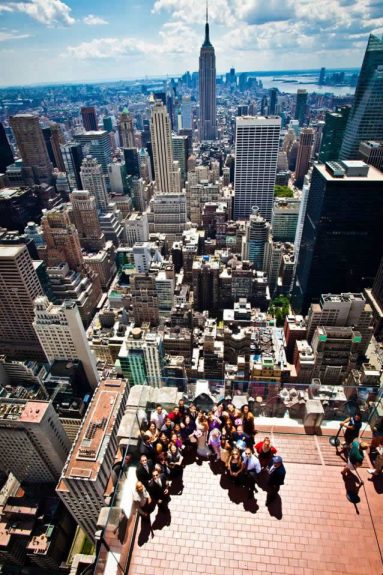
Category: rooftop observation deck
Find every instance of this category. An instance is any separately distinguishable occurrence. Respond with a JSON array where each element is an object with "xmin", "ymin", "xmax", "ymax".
[{"xmin": 97, "ymin": 425, "xmax": 383, "ymax": 575}]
